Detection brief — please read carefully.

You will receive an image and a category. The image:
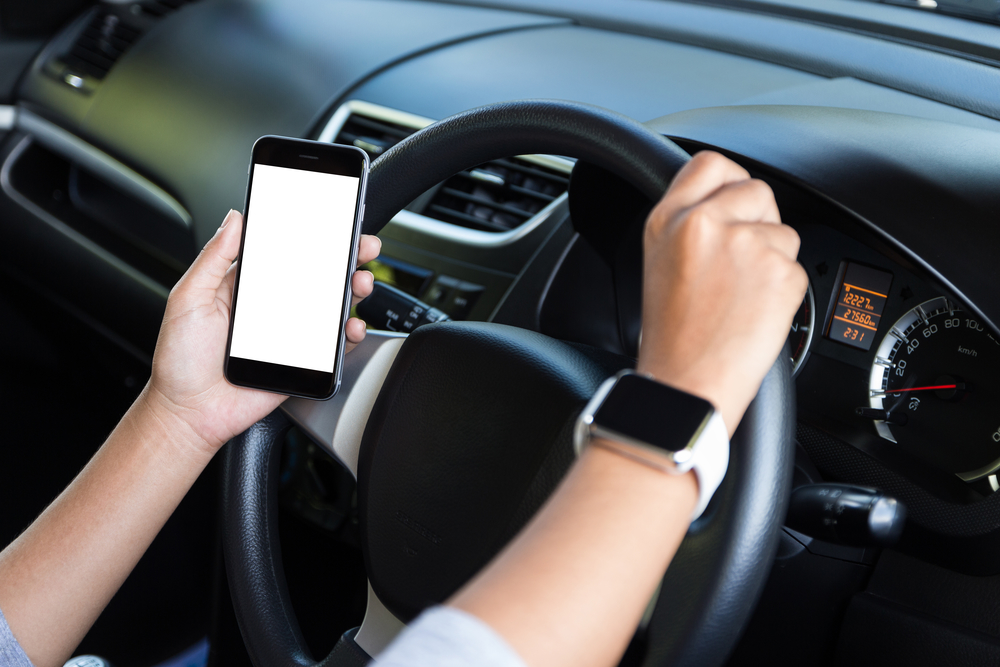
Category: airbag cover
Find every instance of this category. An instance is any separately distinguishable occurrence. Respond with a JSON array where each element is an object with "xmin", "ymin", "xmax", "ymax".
[{"xmin": 357, "ymin": 321, "xmax": 611, "ymax": 620}]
